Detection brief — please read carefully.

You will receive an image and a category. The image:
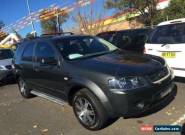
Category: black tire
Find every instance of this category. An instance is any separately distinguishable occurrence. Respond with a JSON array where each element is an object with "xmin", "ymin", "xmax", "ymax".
[
  {"xmin": 18, "ymin": 77, "xmax": 34, "ymax": 98},
  {"xmin": 72, "ymin": 88, "xmax": 109, "ymax": 130}
]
